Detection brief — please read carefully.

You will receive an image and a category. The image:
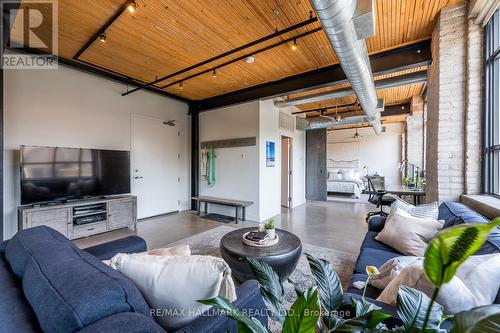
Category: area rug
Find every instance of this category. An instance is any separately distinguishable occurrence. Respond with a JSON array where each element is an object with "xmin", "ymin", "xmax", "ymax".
[{"xmin": 167, "ymin": 226, "xmax": 357, "ymax": 307}]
